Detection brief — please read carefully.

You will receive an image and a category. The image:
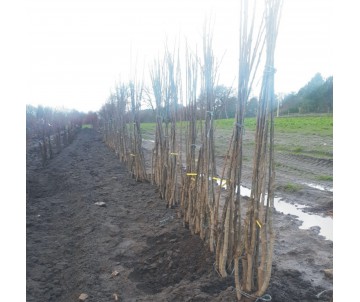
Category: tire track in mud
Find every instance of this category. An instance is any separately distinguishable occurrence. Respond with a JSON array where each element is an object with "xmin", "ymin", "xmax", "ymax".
[{"xmin": 276, "ymin": 153, "xmax": 332, "ymax": 175}]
